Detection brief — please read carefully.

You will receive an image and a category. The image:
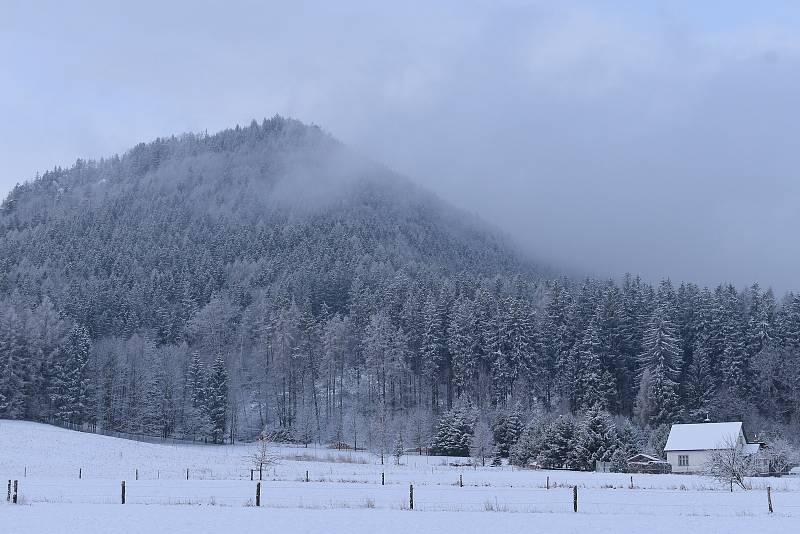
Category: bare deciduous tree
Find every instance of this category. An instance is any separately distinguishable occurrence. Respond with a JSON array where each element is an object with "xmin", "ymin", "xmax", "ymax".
[
  {"xmin": 763, "ymin": 438, "xmax": 799, "ymax": 474},
  {"xmin": 249, "ymin": 437, "xmax": 279, "ymax": 475},
  {"xmin": 705, "ymin": 437, "xmax": 754, "ymax": 490}
]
